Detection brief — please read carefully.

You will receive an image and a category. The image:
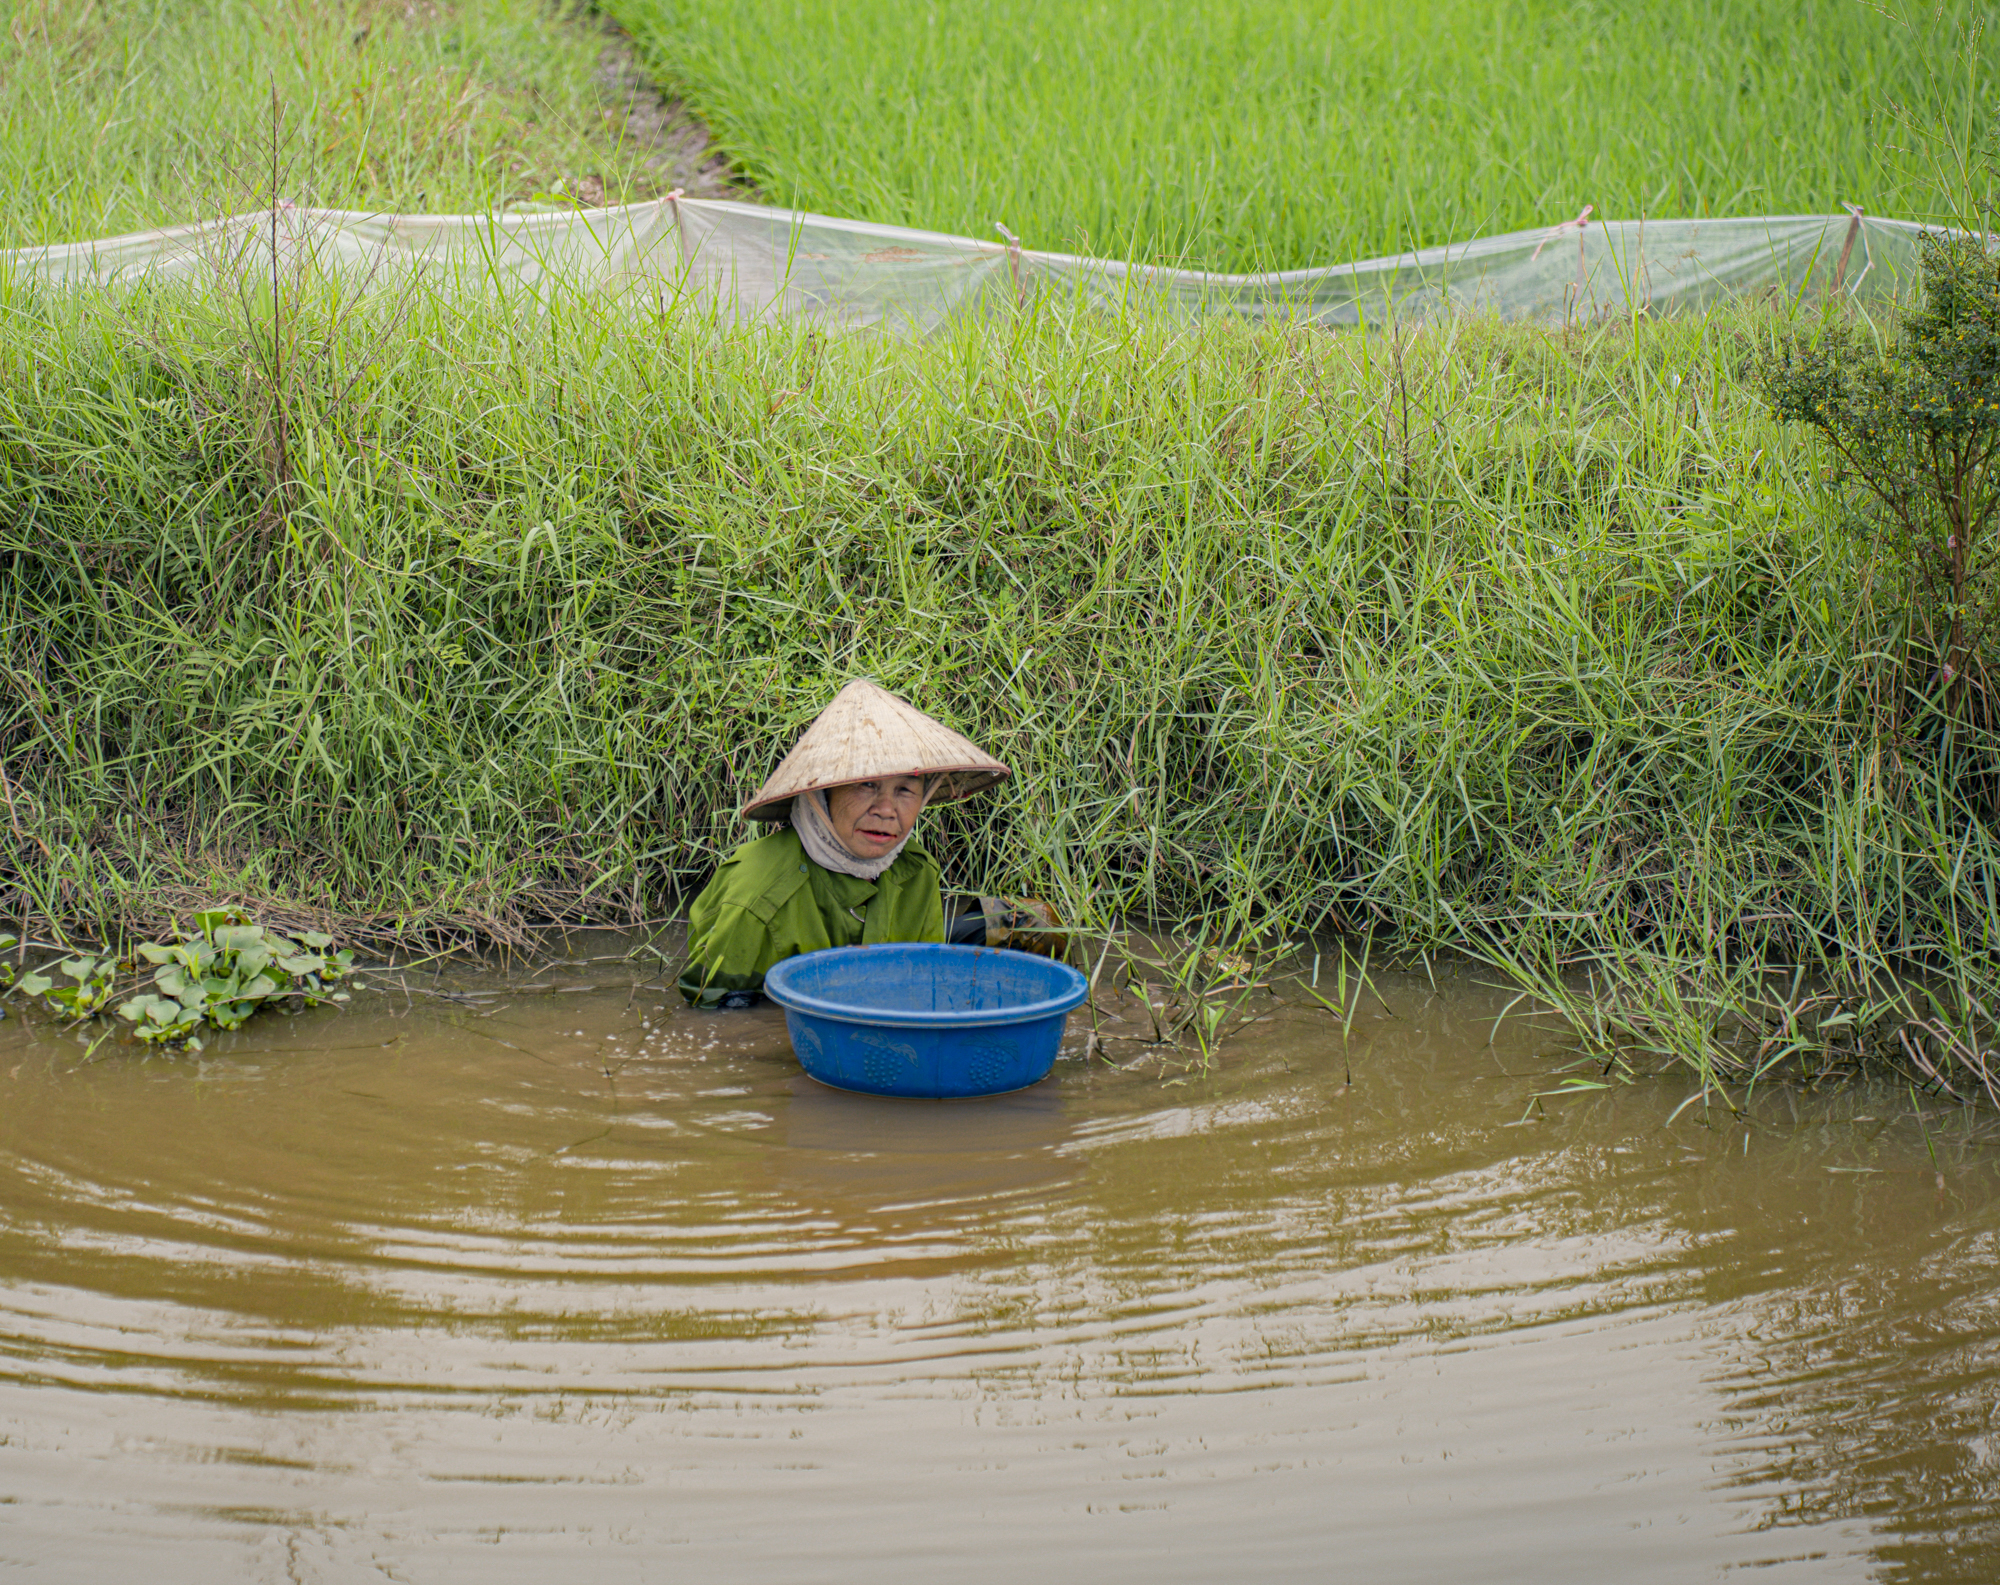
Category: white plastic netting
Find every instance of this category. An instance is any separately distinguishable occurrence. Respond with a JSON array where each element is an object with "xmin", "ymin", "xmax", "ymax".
[{"xmin": 0, "ymin": 196, "xmax": 1930, "ymax": 329}]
